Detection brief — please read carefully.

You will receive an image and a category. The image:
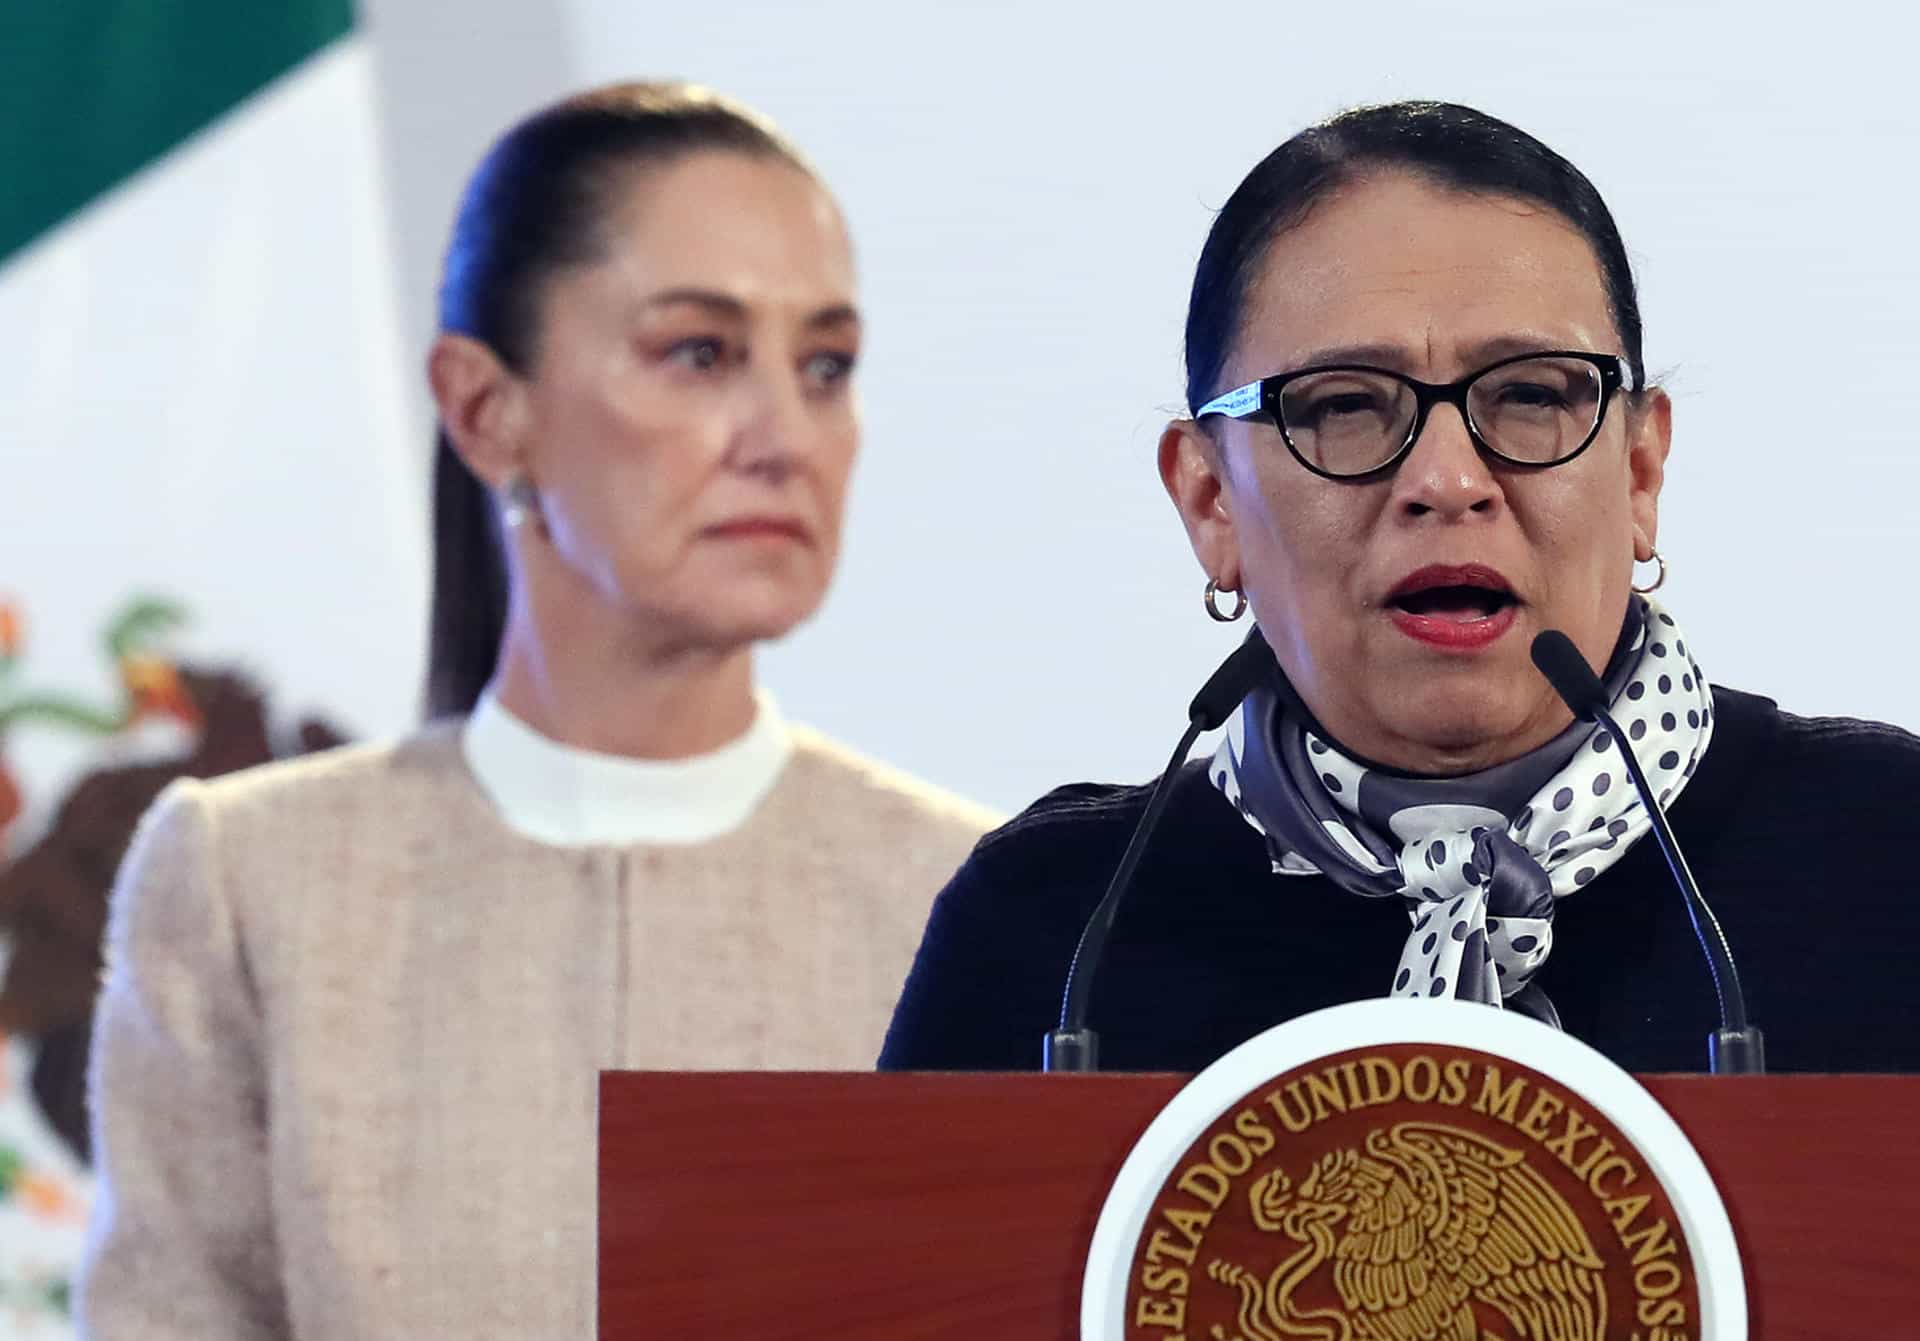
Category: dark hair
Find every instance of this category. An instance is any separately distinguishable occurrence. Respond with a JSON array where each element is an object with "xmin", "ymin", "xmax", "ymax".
[
  {"xmin": 1183, "ymin": 101, "xmax": 1645, "ymax": 414},
  {"xmin": 425, "ymin": 82, "xmax": 813, "ymax": 719}
]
